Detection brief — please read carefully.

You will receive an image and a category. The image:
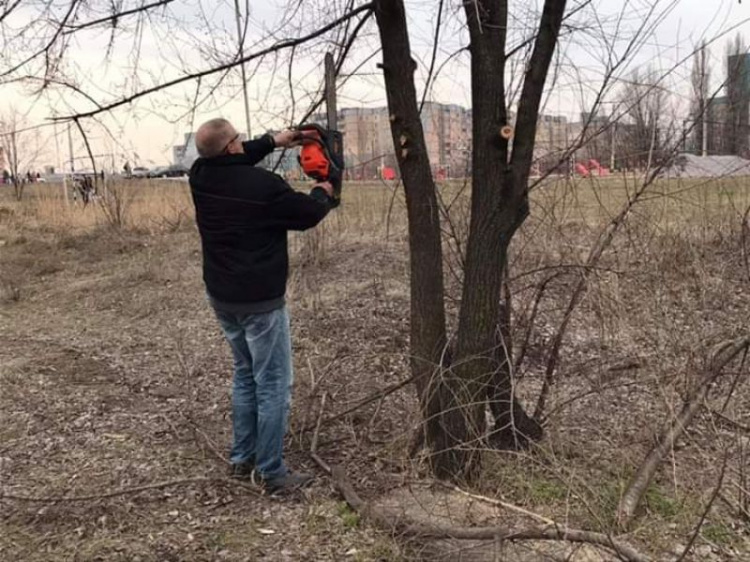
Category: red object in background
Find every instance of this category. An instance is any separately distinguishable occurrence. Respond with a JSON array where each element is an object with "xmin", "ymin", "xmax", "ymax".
[
  {"xmin": 575, "ymin": 163, "xmax": 589, "ymax": 177},
  {"xmin": 588, "ymin": 159, "xmax": 602, "ymax": 172},
  {"xmin": 435, "ymin": 168, "xmax": 446, "ymax": 180},
  {"xmin": 381, "ymin": 167, "xmax": 396, "ymax": 180}
]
